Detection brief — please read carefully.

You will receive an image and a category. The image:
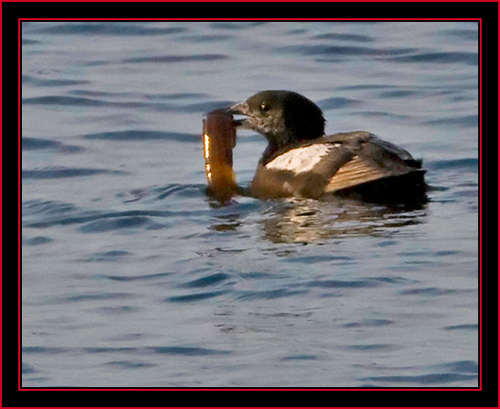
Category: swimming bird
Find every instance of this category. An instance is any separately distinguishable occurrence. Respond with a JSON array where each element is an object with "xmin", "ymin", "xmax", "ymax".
[{"xmin": 229, "ymin": 90, "xmax": 426, "ymax": 203}]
